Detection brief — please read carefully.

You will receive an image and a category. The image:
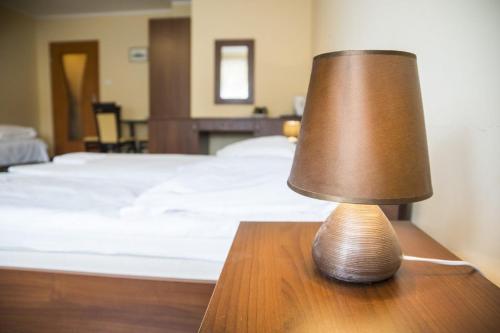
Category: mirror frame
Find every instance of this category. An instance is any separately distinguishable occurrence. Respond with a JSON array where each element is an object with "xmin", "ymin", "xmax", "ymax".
[{"xmin": 214, "ymin": 39, "xmax": 254, "ymax": 104}]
